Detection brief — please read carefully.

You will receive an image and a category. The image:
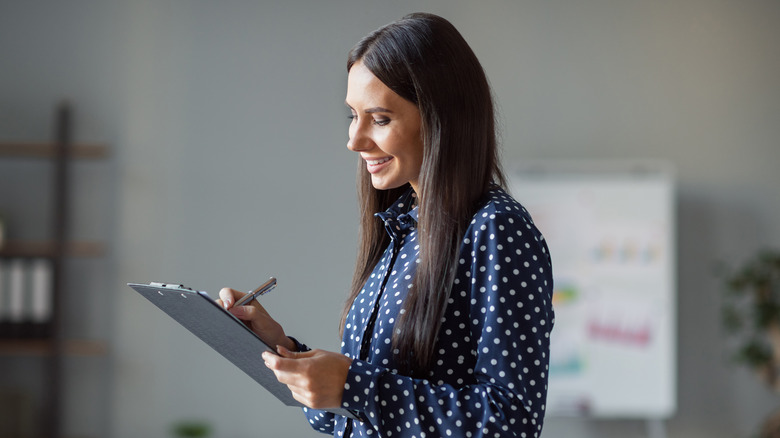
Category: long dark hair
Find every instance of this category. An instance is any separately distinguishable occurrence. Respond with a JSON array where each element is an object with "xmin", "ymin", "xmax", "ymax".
[{"xmin": 340, "ymin": 13, "xmax": 506, "ymax": 377}]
